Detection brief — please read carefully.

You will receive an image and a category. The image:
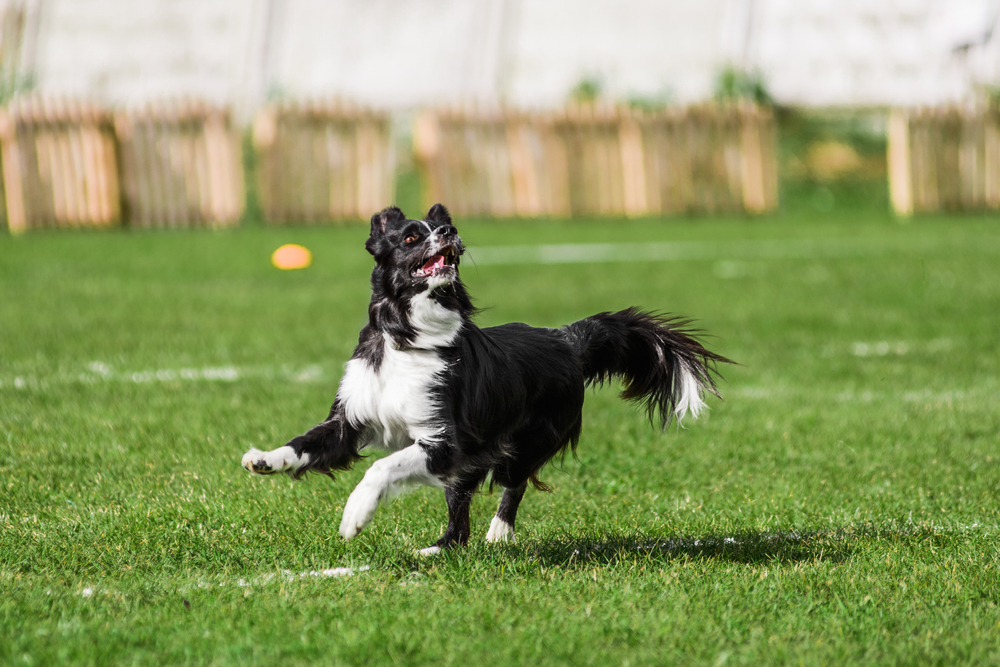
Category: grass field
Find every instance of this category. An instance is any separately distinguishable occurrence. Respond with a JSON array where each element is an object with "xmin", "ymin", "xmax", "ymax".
[{"xmin": 2, "ymin": 209, "xmax": 999, "ymax": 665}]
